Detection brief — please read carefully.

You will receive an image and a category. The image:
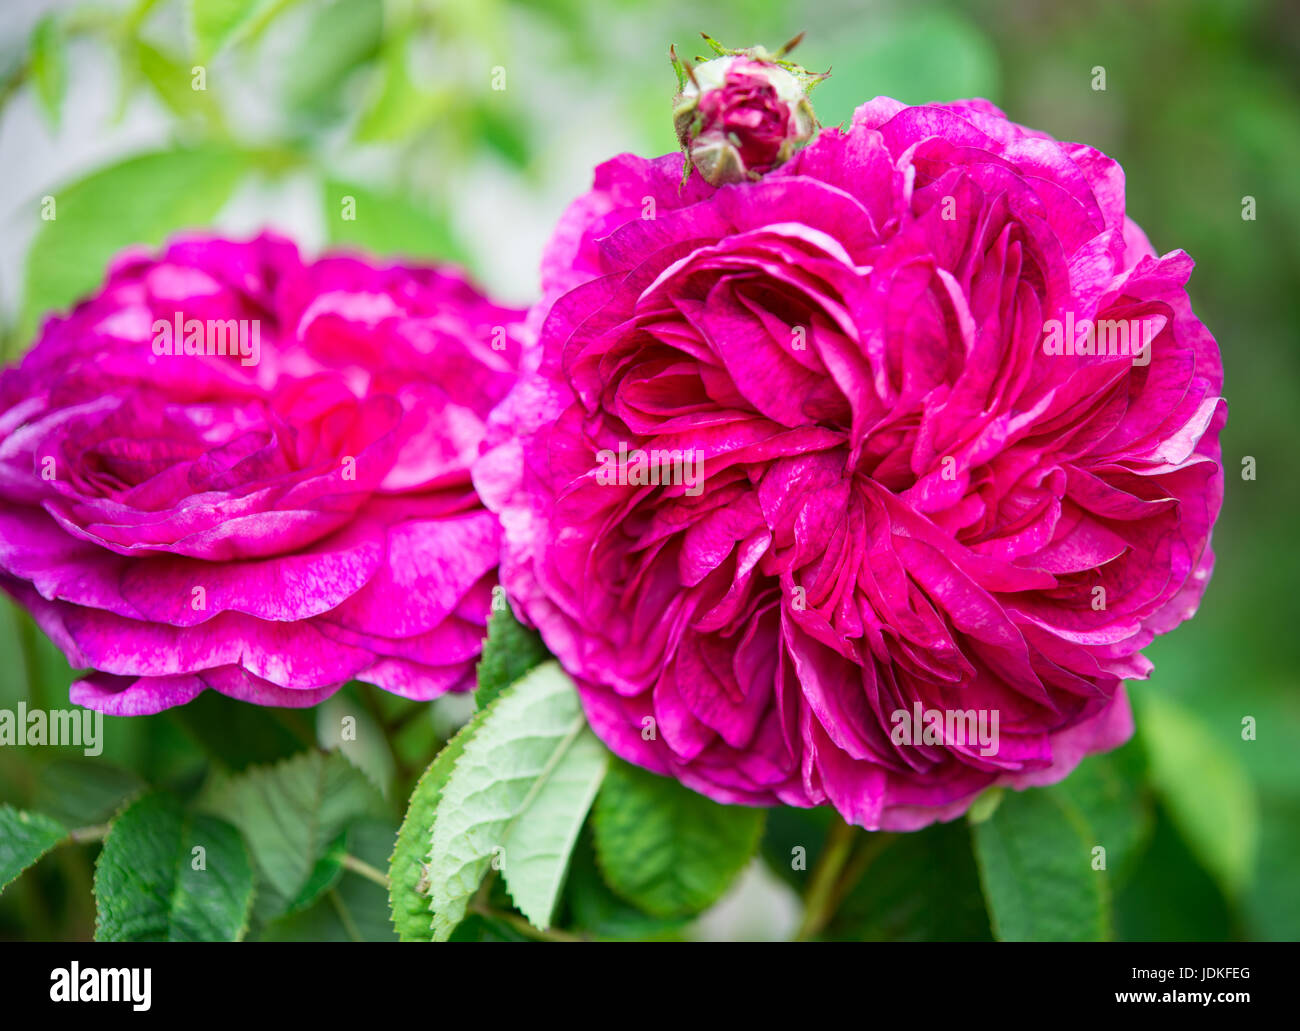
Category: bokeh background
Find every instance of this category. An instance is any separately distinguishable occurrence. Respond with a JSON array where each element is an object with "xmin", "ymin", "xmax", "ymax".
[{"xmin": 1, "ymin": 0, "xmax": 1297, "ymax": 941}]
